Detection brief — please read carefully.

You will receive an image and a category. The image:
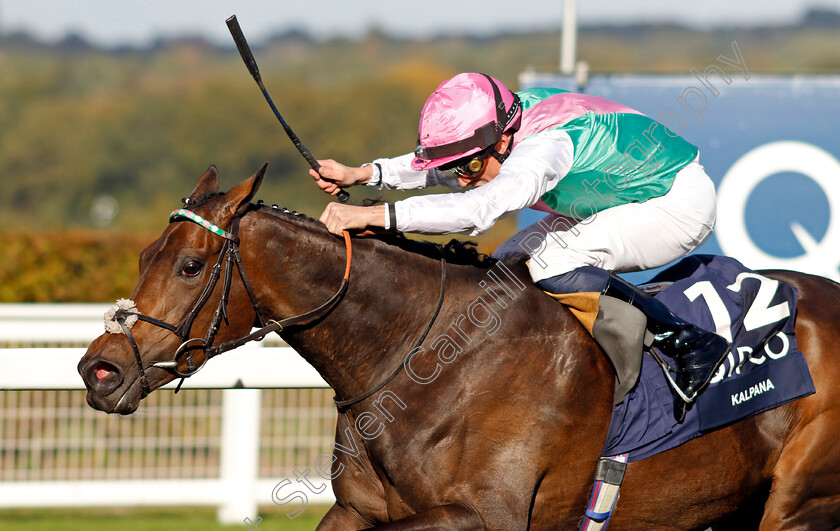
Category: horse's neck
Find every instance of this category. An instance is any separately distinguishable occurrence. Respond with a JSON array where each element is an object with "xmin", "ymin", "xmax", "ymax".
[
  {"xmin": 319, "ymin": 248, "xmax": 449, "ymax": 399},
  {"xmin": 245, "ymin": 217, "xmax": 452, "ymax": 398}
]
